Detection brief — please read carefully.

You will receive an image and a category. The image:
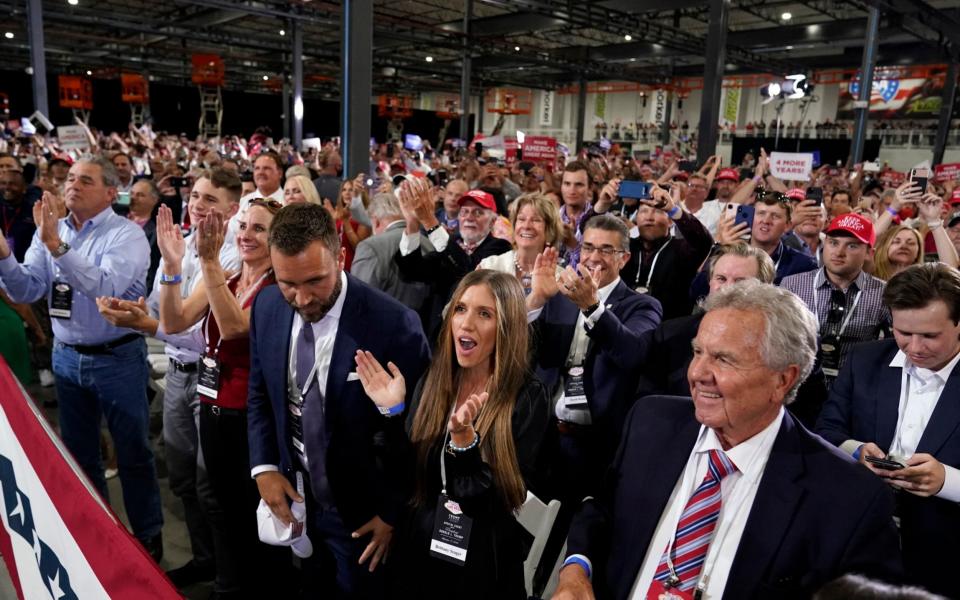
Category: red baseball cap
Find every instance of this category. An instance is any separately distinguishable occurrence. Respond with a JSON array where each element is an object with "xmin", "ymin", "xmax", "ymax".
[
  {"xmin": 716, "ymin": 168, "xmax": 739, "ymax": 182},
  {"xmin": 457, "ymin": 189, "xmax": 497, "ymax": 212},
  {"xmin": 826, "ymin": 213, "xmax": 876, "ymax": 247},
  {"xmin": 785, "ymin": 188, "xmax": 806, "ymax": 201}
]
